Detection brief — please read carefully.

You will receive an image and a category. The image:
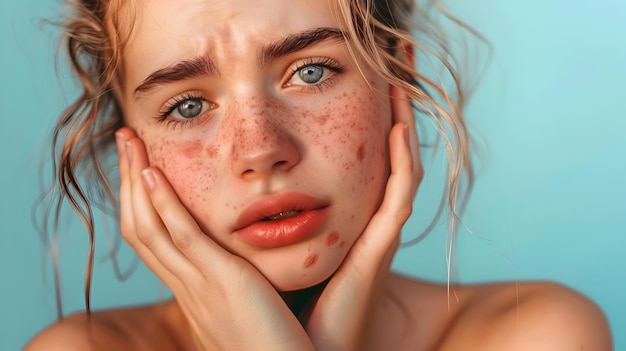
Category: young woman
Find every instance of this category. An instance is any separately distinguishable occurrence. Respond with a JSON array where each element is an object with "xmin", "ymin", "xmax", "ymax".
[{"xmin": 26, "ymin": 0, "xmax": 612, "ymax": 349}]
